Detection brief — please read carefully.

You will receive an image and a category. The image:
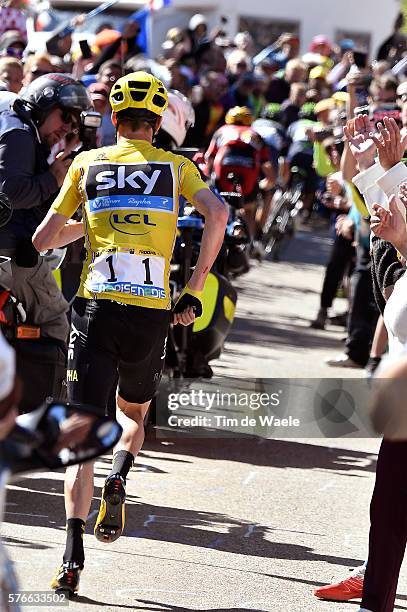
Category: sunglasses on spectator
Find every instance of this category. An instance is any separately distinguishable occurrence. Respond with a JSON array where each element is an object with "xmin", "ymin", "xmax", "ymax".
[
  {"xmin": 5, "ymin": 47, "xmax": 23, "ymax": 59},
  {"xmin": 30, "ymin": 69, "xmax": 49, "ymax": 78},
  {"xmin": 60, "ymin": 110, "xmax": 78, "ymax": 128}
]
